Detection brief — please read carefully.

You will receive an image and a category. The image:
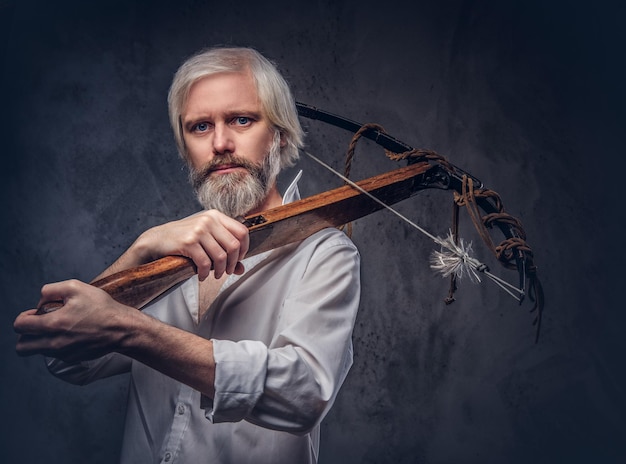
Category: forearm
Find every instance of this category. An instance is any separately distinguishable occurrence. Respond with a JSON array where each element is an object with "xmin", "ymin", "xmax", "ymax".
[
  {"xmin": 93, "ymin": 234, "xmax": 156, "ymax": 281},
  {"xmin": 119, "ymin": 308, "xmax": 217, "ymax": 397}
]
